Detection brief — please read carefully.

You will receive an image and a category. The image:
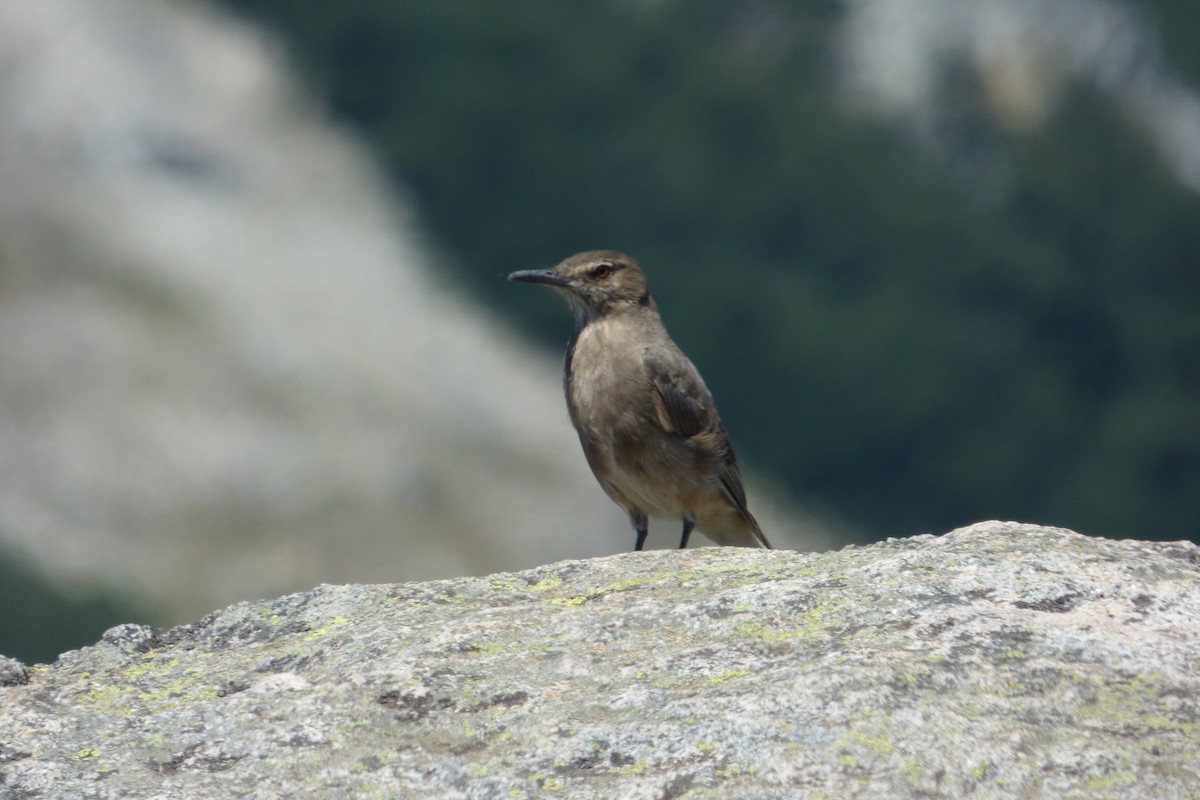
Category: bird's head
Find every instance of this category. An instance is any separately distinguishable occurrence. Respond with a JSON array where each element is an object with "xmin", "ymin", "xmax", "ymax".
[{"xmin": 509, "ymin": 250, "xmax": 652, "ymax": 325}]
